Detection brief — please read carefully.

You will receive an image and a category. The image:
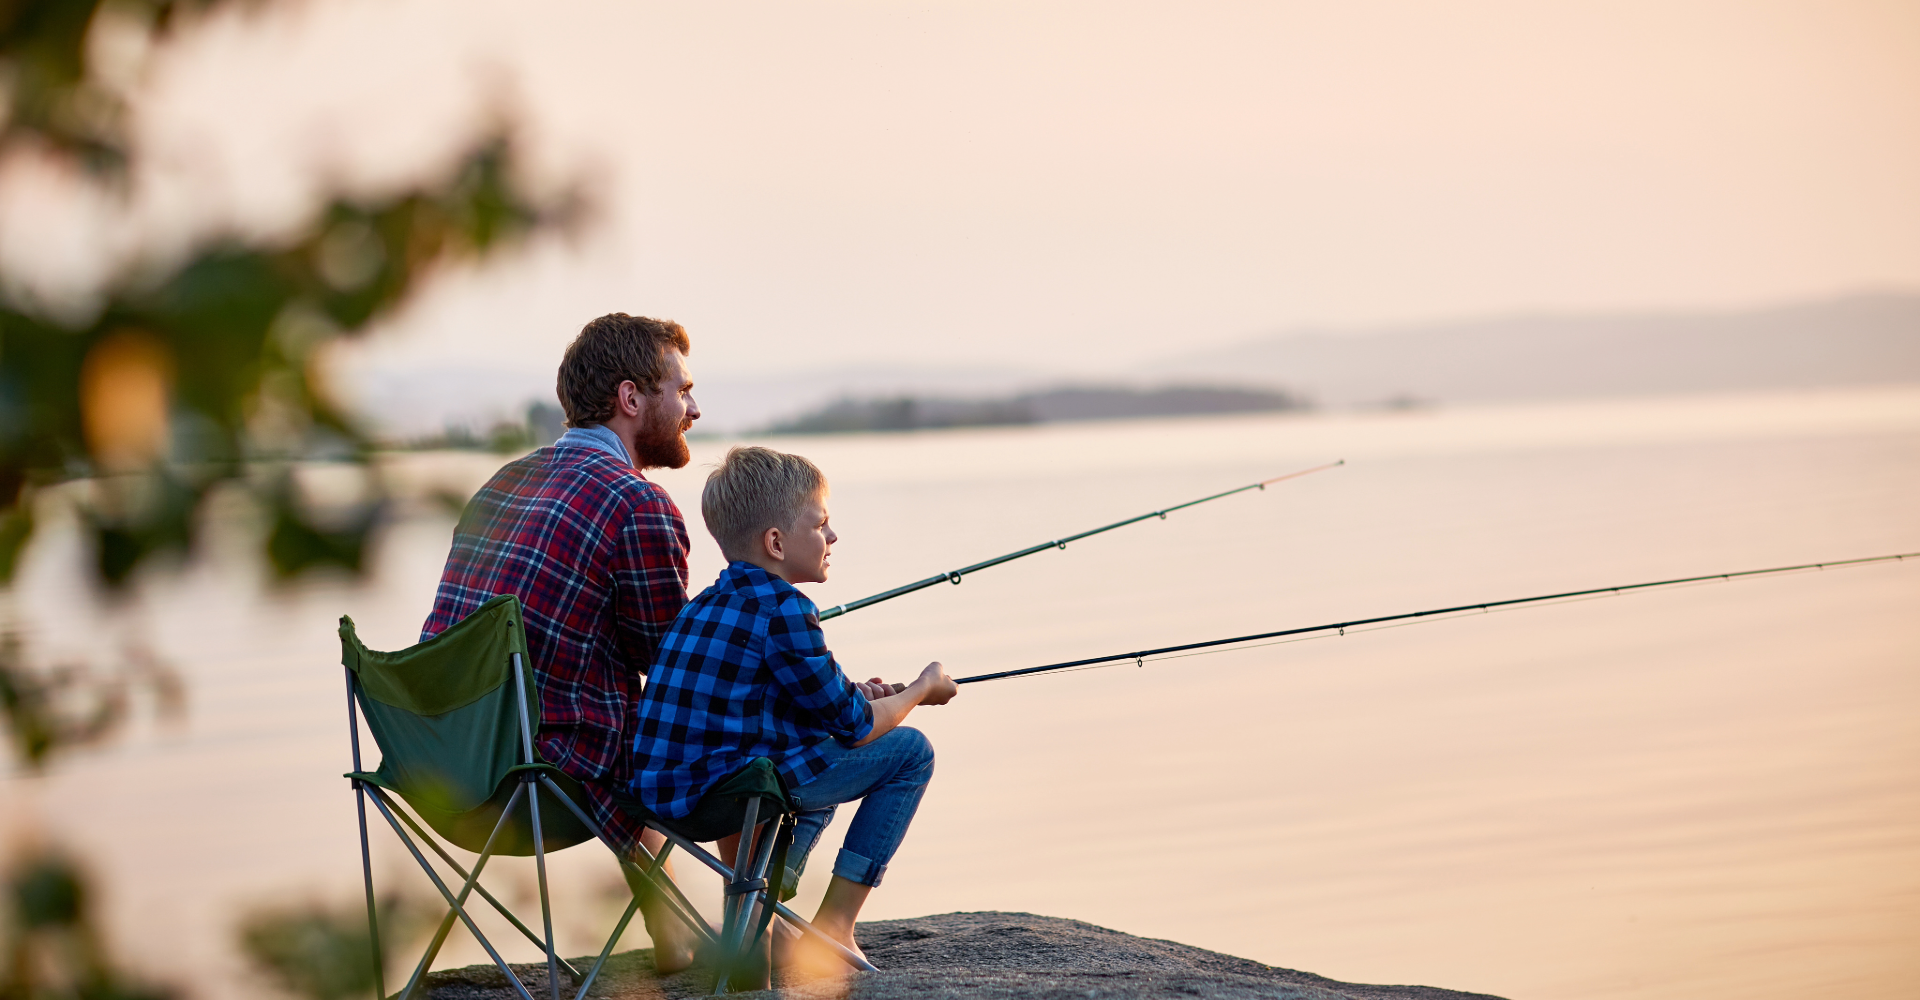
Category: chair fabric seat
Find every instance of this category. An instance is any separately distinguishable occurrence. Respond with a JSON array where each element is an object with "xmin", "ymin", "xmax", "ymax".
[
  {"xmin": 613, "ymin": 757, "xmax": 793, "ymax": 844},
  {"xmin": 348, "ymin": 763, "xmax": 599, "ymax": 856}
]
